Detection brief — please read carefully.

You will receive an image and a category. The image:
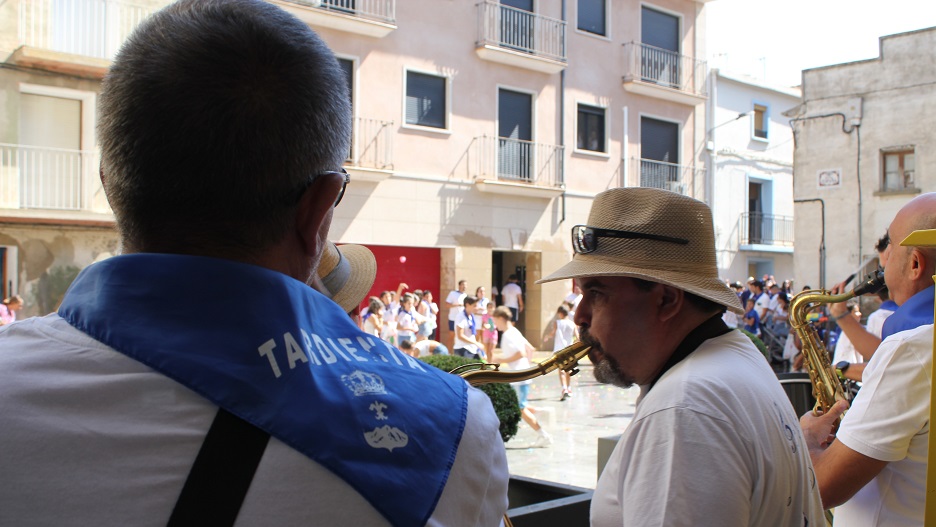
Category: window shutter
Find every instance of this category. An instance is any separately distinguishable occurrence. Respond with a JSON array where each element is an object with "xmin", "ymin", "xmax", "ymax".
[{"xmin": 406, "ymin": 72, "xmax": 446, "ymax": 128}]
